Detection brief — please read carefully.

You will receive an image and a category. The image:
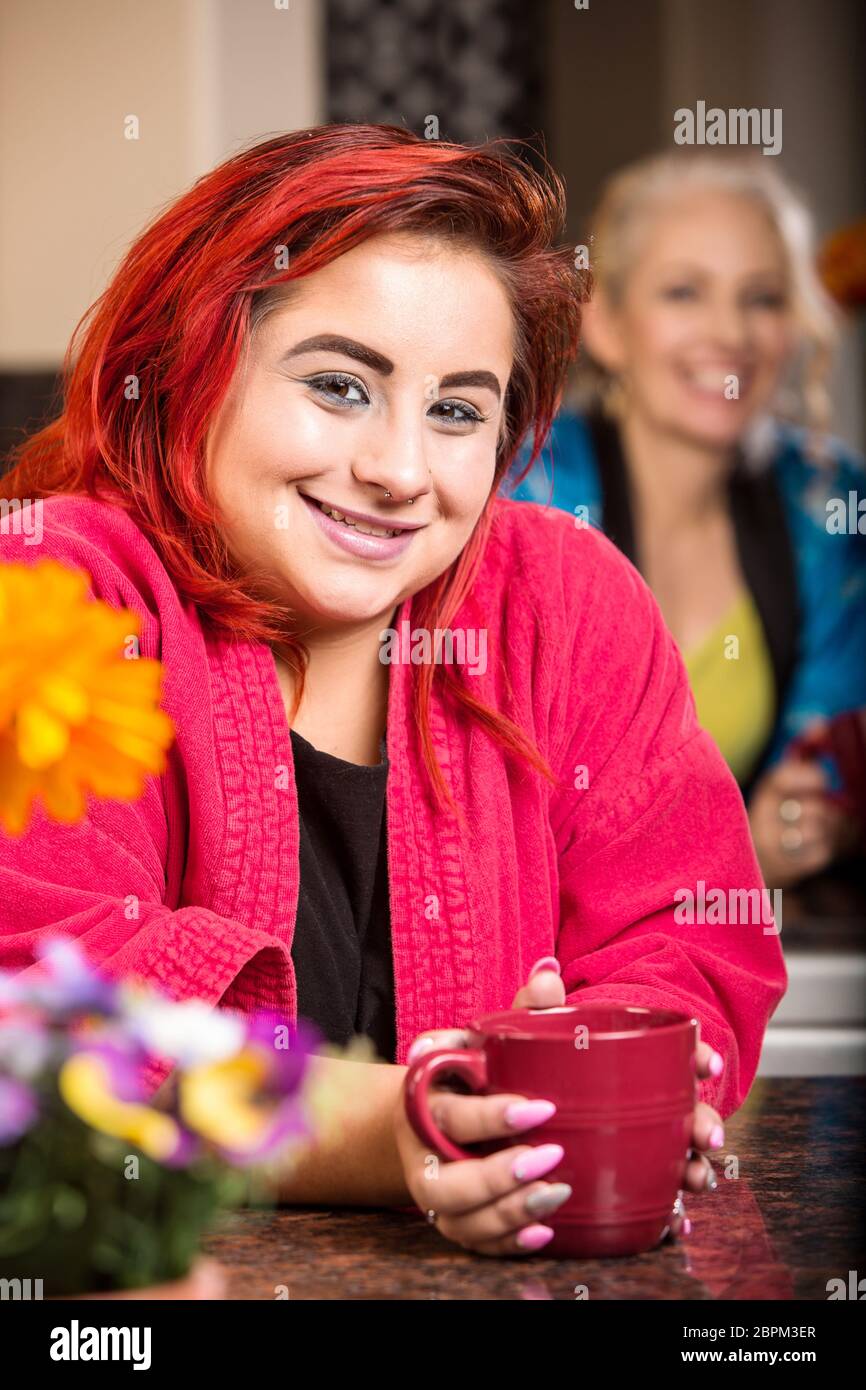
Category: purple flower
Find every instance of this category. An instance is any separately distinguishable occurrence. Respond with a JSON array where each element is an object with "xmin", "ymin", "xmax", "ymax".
[
  {"xmin": 0, "ymin": 1075, "xmax": 38, "ymax": 1144},
  {"xmin": 246, "ymin": 1012, "xmax": 321, "ymax": 1094},
  {"xmin": 33, "ymin": 936, "xmax": 118, "ymax": 1015}
]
